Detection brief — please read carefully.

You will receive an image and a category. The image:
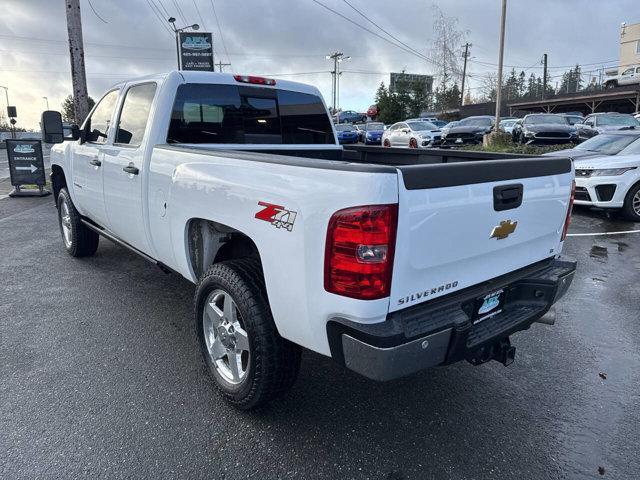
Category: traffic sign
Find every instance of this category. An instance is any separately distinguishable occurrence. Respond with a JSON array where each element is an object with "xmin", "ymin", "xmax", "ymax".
[{"xmin": 5, "ymin": 139, "xmax": 50, "ymax": 197}]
